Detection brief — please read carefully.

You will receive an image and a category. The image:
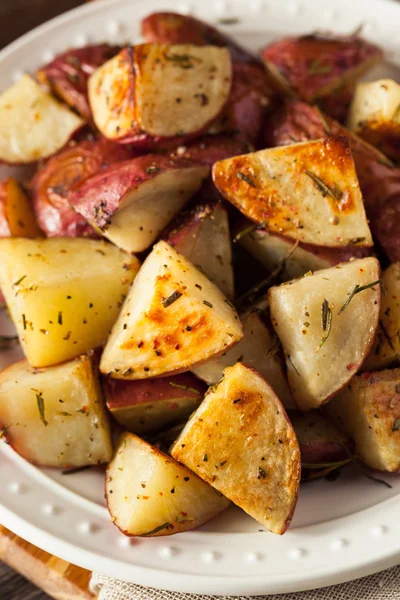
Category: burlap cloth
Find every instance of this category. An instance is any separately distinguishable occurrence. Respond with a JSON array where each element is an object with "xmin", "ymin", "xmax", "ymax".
[{"xmin": 90, "ymin": 565, "xmax": 400, "ymax": 599}]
